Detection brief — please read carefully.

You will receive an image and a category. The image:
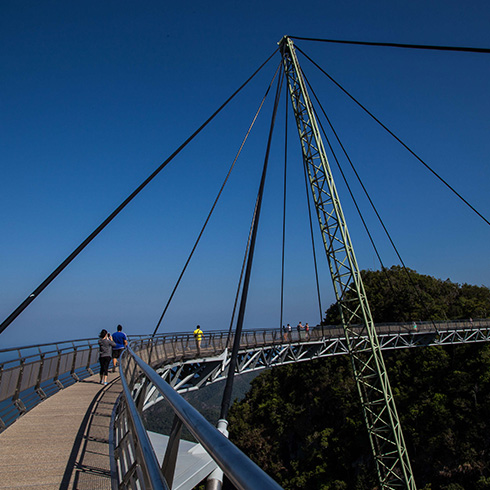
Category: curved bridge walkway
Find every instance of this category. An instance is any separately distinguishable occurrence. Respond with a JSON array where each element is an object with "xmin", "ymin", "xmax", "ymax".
[
  {"xmin": 0, "ymin": 320, "xmax": 489, "ymax": 489},
  {"xmin": 0, "ymin": 372, "xmax": 120, "ymax": 489}
]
